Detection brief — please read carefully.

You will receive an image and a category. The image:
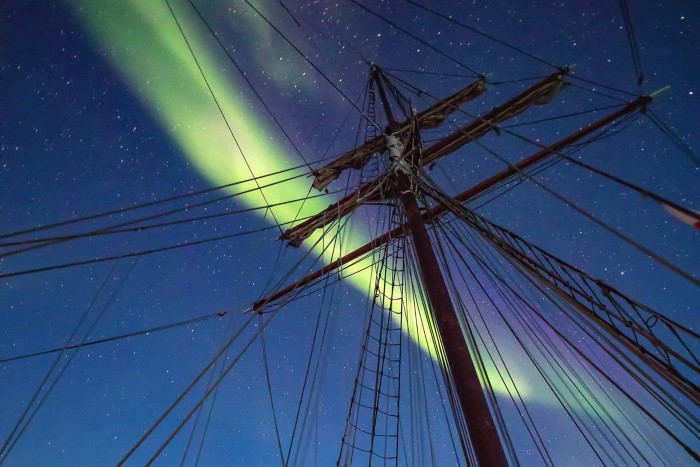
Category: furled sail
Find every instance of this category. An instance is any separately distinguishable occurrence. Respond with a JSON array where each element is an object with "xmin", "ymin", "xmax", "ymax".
[{"xmin": 312, "ymin": 78, "xmax": 486, "ymax": 191}]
